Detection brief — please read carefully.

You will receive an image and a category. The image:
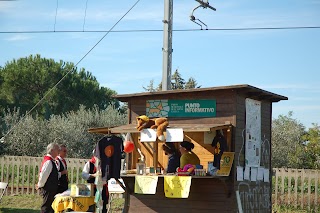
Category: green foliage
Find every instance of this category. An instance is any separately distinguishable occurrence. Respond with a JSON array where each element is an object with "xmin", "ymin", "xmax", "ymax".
[
  {"xmin": 144, "ymin": 68, "xmax": 200, "ymax": 91},
  {"xmin": 0, "ymin": 108, "xmax": 48, "ymax": 156},
  {"xmin": 301, "ymin": 124, "xmax": 320, "ymax": 169},
  {"xmin": 0, "ymin": 54, "xmax": 119, "ymax": 120},
  {"xmin": 171, "ymin": 69, "xmax": 185, "ymax": 90},
  {"xmin": 272, "ymin": 112, "xmax": 320, "ymax": 169},
  {"xmin": 0, "ymin": 105, "xmax": 127, "ymax": 158},
  {"xmin": 185, "ymin": 77, "xmax": 200, "ymax": 89},
  {"xmin": 272, "ymin": 112, "xmax": 306, "ymax": 168}
]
